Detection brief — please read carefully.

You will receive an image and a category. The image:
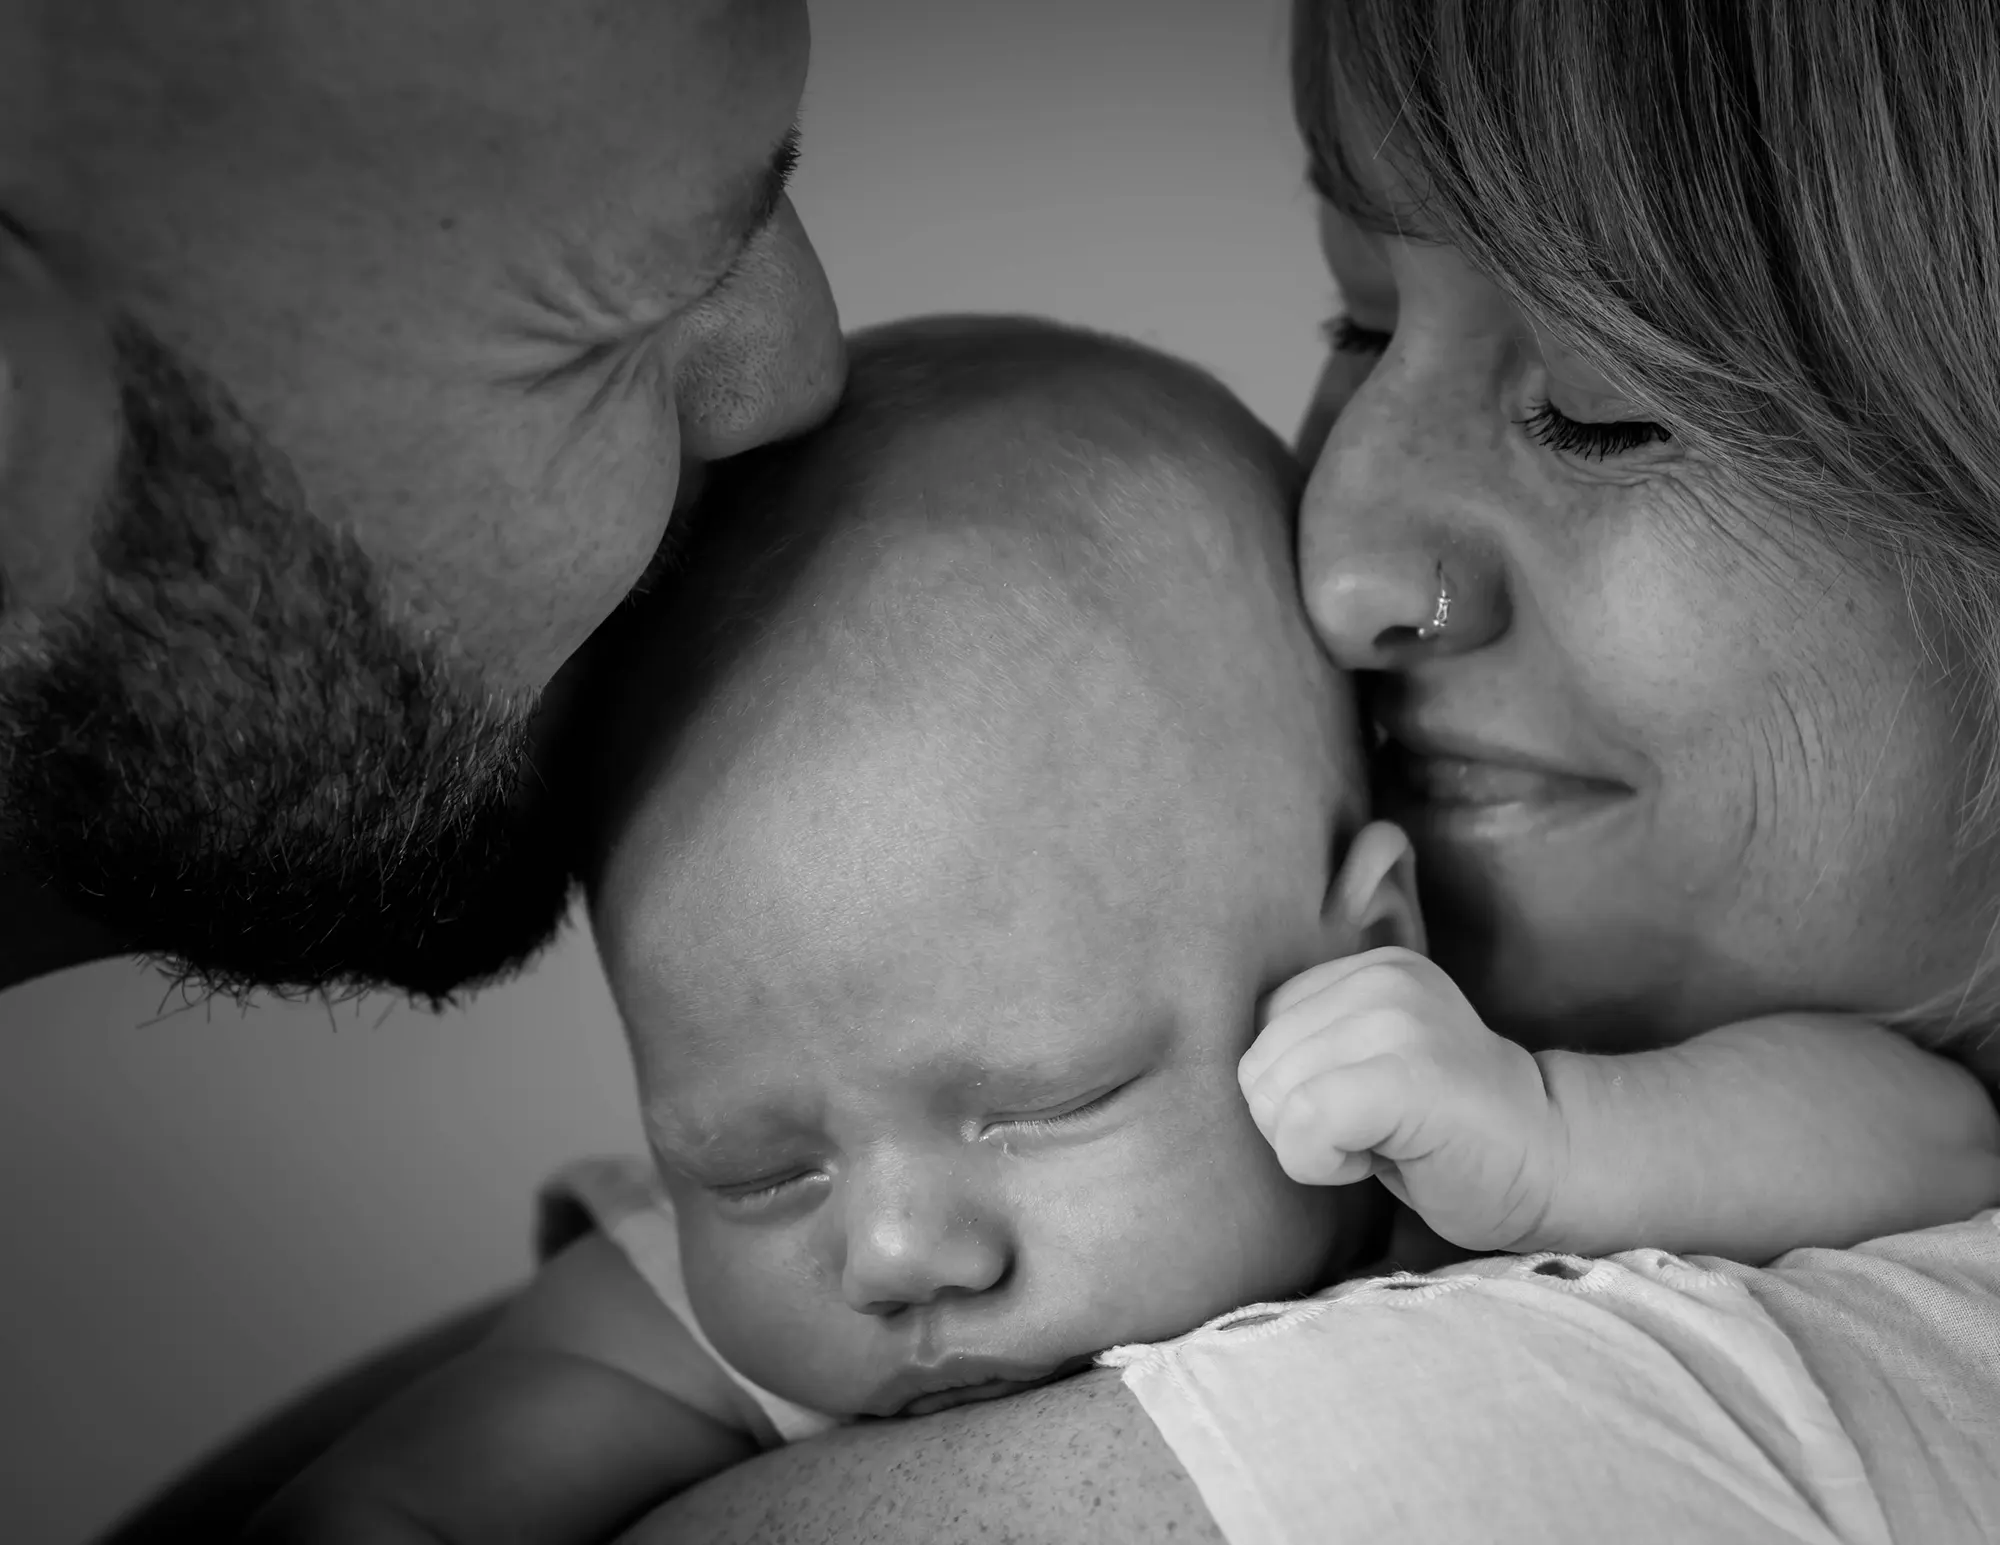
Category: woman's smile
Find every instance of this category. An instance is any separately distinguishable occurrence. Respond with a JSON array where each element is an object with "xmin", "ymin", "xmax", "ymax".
[
  {"xmin": 1374, "ymin": 734, "xmax": 1634, "ymax": 834},
  {"xmin": 1294, "ymin": 140, "xmax": 2000, "ymax": 1048}
]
